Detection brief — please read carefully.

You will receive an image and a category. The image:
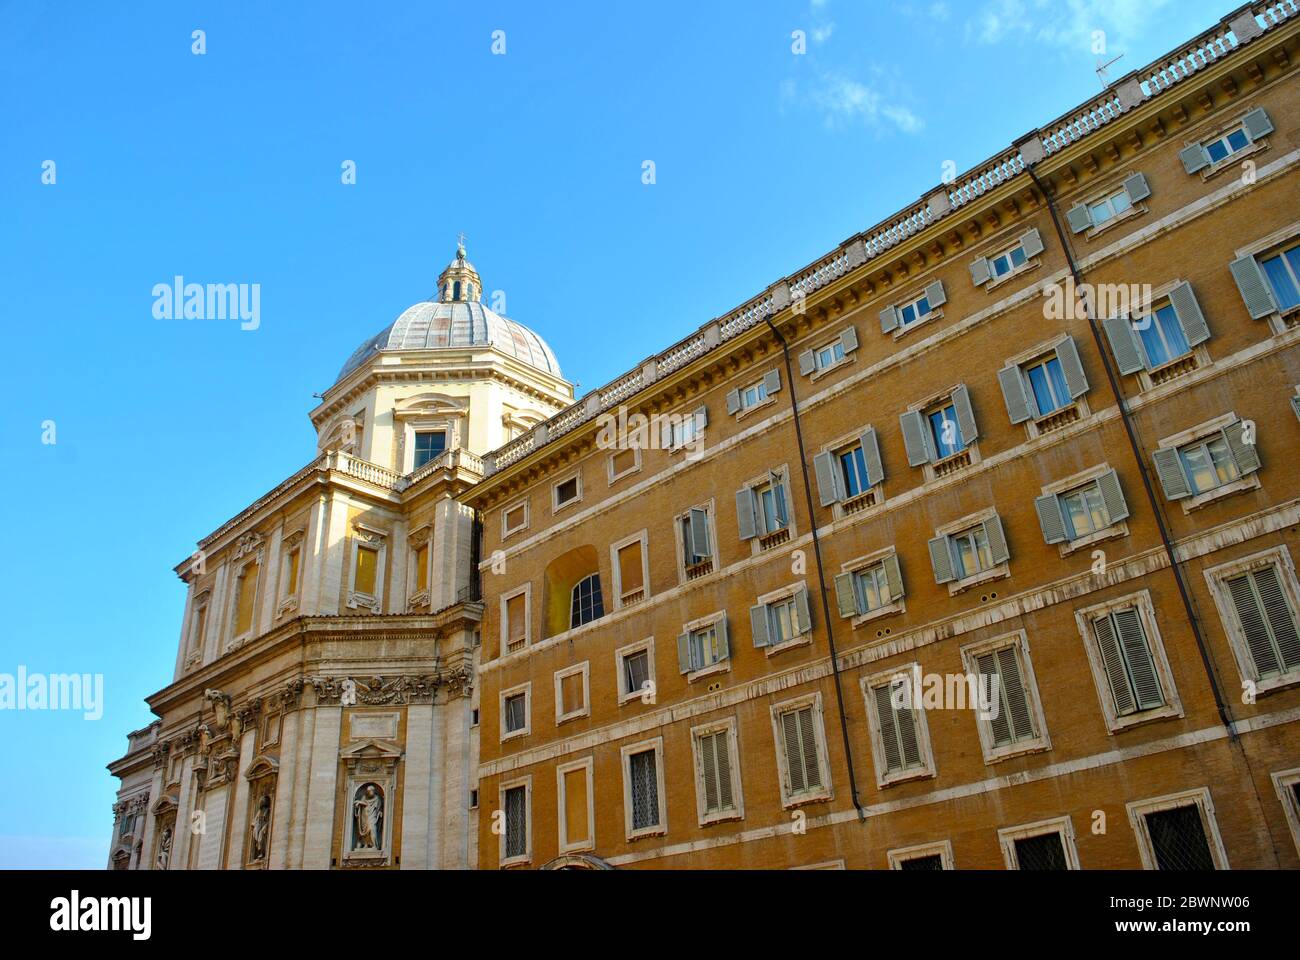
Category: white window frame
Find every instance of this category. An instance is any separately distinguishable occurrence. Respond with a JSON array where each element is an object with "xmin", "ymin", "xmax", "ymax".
[
  {"xmin": 755, "ymin": 582, "xmax": 812, "ymax": 656},
  {"xmin": 811, "ymin": 335, "xmax": 848, "ymax": 375},
  {"xmin": 499, "ymin": 583, "xmax": 532, "ymax": 656},
  {"xmin": 345, "ymin": 523, "xmax": 388, "ymax": 613},
  {"xmin": 610, "ymin": 530, "xmax": 651, "ymax": 609},
  {"xmin": 741, "ymin": 465, "xmax": 798, "ymax": 552},
  {"xmin": 1156, "ymin": 412, "xmax": 1260, "ymax": 513},
  {"xmin": 554, "ymin": 661, "xmax": 590, "ymax": 724},
  {"xmin": 1270, "ymin": 767, "xmax": 1300, "ymax": 856},
  {"xmin": 960, "ymin": 629, "xmax": 1051, "ymax": 764},
  {"xmin": 674, "ymin": 501, "xmax": 718, "ymax": 583},
  {"xmin": 410, "ymin": 426, "xmax": 450, "ymax": 472},
  {"xmin": 683, "ymin": 610, "xmax": 731, "ymax": 679},
  {"xmin": 689, "ymin": 717, "xmax": 744, "ymax": 826},
  {"xmin": 999, "ymin": 816, "xmax": 1080, "ymax": 870},
  {"xmin": 1203, "ymin": 545, "xmax": 1300, "ymax": 696},
  {"xmin": 738, "ymin": 377, "xmax": 771, "ymax": 414},
  {"xmin": 887, "ymin": 839, "xmax": 954, "ymax": 870},
  {"xmin": 556, "ymin": 757, "xmax": 595, "ymax": 854},
  {"xmin": 769, "ymin": 692, "xmax": 833, "ymax": 808},
  {"xmin": 501, "ymin": 499, "xmax": 529, "ymax": 540},
  {"xmin": 1126, "ymin": 787, "xmax": 1229, "ymax": 870},
  {"xmin": 620, "ymin": 736, "xmax": 667, "ymax": 840},
  {"xmin": 615, "ymin": 637, "xmax": 656, "ymax": 706},
  {"xmin": 840, "ymin": 547, "xmax": 905, "ymax": 627},
  {"xmin": 1194, "ymin": 119, "xmax": 1263, "ymax": 178},
  {"xmin": 895, "ymin": 290, "xmax": 936, "ymax": 331},
  {"xmin": 935, "ymin": 508, "xmax": 1009, "ymax": 595},
  {"xmin": 498, "ymin": 775, "xmax": 532, "ymax": 867},
  {"xmin": 499, "ymin": 681, "xmax": 531, "ymax": 742},
  {"xmin": 607, "ymin": 445, "xmax": 643, "ymax": 485},
  {"xmin": 1039, "ymin": 463, "xmax": 1129, "ymax": 556},
  {"xmin": 987, "ymin": 241, "xmax": 1030, "ymax": 284},
  {"xmin": 569, "ymin": 572, "xmax": 604, "ymax": 630},
  {"xmin": 228, "ymin": 553, "xmax": 264, "ymax": 646},
  {"xmin": 551, "ymin": 472, "xmax": 583, "ymax": 514},
  {"xmin": 1073, "ymin": 590, "xmax": 1184, "ymax": 732},
  {"xmin": 861, "ymin": 663, "xmax": 936, "ymax": 788}
]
